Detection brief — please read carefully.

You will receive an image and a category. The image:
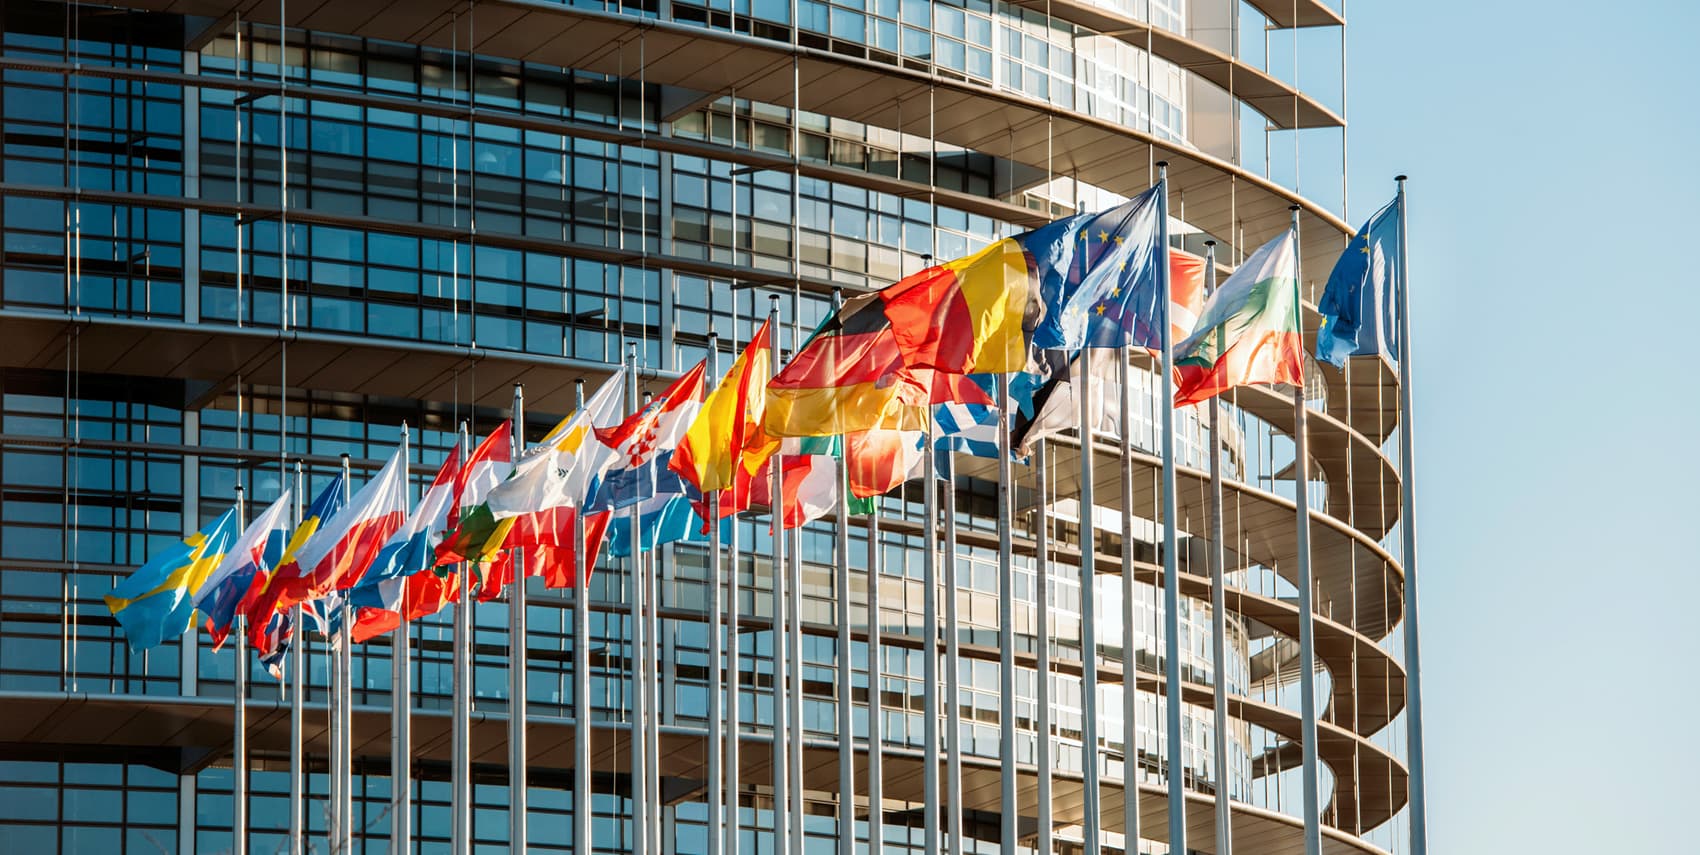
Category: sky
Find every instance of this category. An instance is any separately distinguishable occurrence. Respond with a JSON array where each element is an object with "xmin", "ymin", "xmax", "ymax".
[{"xmin": 1340, "ymin": 2, "xmax": 1700, "ymax": 852}]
